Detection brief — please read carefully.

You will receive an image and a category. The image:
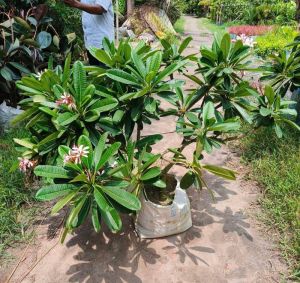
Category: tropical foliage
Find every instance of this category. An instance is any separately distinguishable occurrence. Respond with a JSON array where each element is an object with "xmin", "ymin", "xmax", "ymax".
[
  {"xmin": 196, "ymin": 0, "xmax": 297, "ymax": 26},
  {"xmin": 12, "ymin": 33, "xmax": 300, "ymax": 240},
  {"xmin": 0, "ymin": 0, "xmax": 81, "ymax": 106}
]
